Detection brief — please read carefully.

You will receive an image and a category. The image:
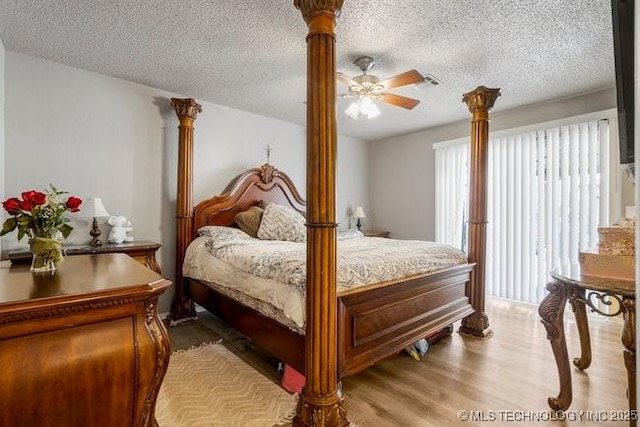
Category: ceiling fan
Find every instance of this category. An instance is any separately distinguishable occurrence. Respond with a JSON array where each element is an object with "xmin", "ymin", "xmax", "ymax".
[{"xmin": 337, "ymin": 56, "xmax": 428, "ymax": 118}]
